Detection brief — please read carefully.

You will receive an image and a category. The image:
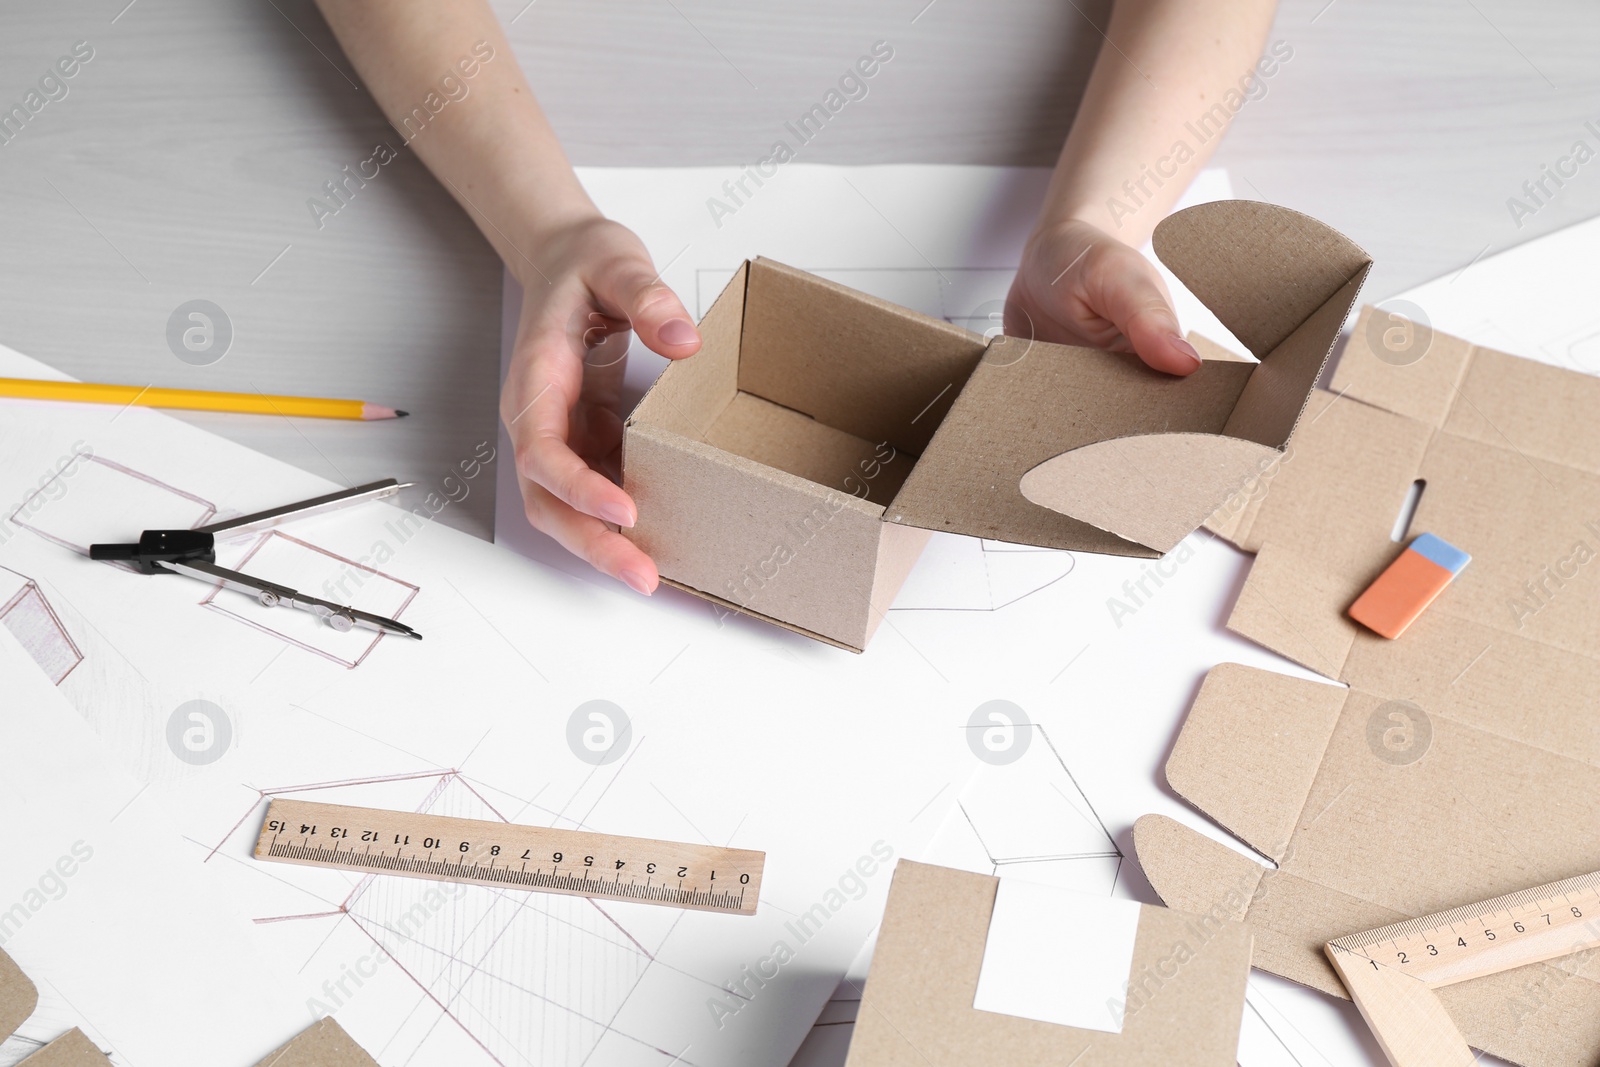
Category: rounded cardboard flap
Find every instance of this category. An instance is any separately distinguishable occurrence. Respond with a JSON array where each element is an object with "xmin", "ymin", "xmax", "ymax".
[
  {"xmin": 1019, "ymin": 432, "xmax": 1281, "ymax": 553},
  {"xmin": 1153, "ymin": 200, "xmax": 1371, "ymax": 359},
  {"xmin": 0, "ymin": 948, "xmax": 37, "ymax": 1044}
]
